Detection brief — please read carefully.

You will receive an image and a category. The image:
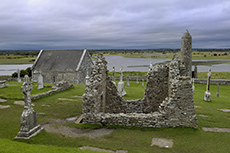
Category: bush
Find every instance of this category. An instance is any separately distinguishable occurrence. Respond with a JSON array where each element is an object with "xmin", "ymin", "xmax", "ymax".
[{"xmin": 11, "ymin": 67, "xmax": 32, "ymax": 78}]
